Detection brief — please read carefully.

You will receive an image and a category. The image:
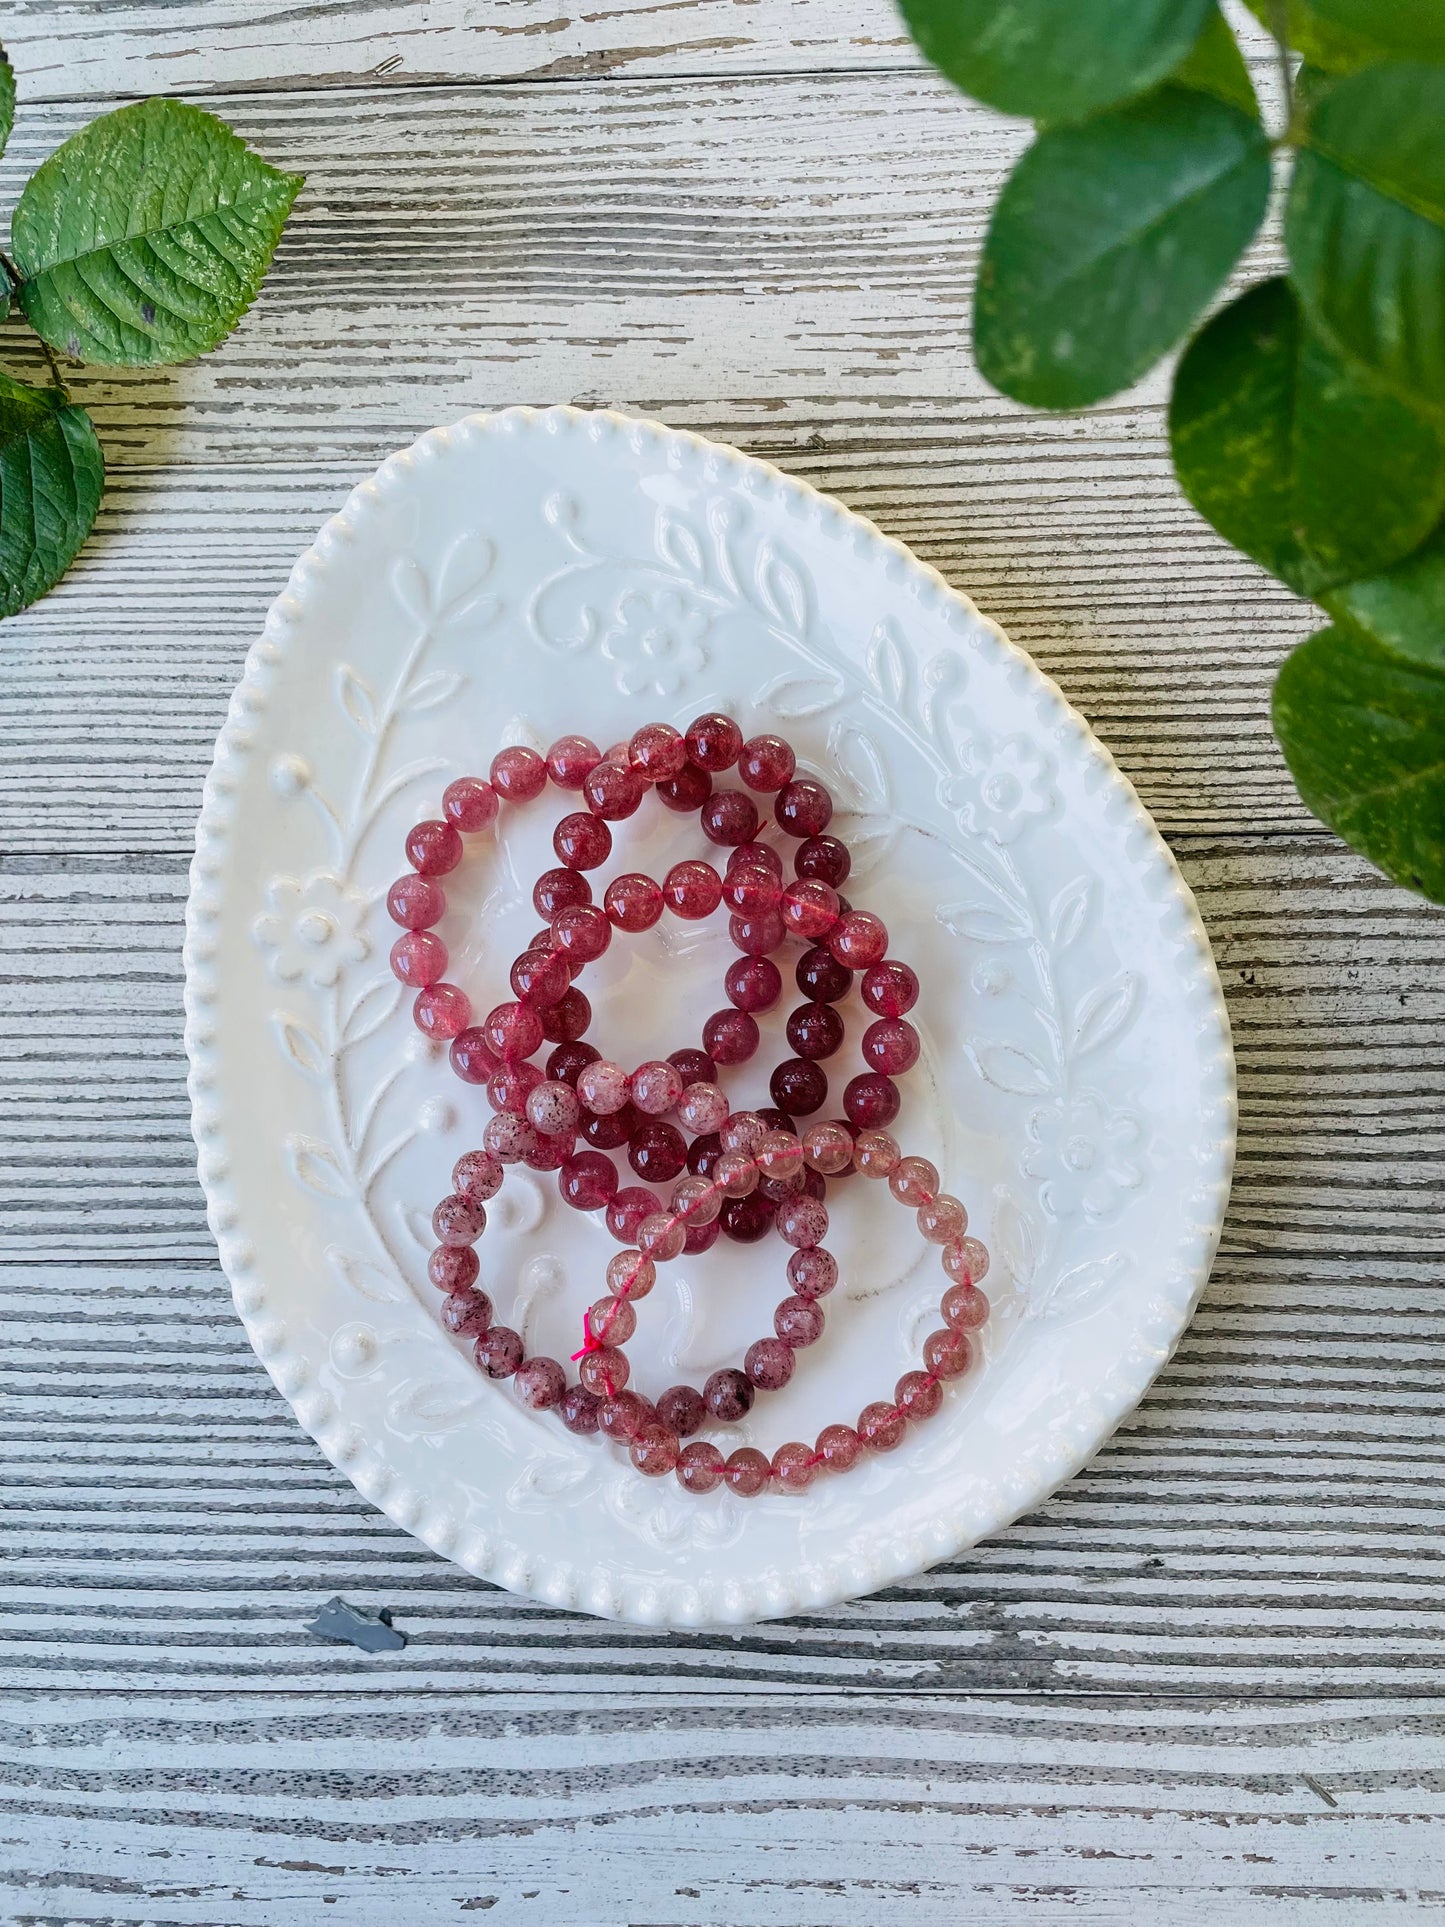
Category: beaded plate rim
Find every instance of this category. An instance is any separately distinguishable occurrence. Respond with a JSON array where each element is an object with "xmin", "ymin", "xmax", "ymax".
[{"xmin": 183, "ymin": 403, "xmax": 1237, "ymax": 1627}]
